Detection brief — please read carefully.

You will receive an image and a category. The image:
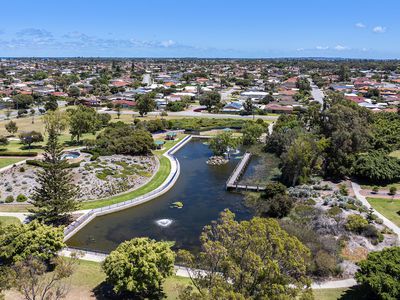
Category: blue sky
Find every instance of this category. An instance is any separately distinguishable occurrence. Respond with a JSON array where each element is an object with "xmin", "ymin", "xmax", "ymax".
[{"xmin": 0, "ymin": 0, "xmax": 399, "ymax": 58}]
